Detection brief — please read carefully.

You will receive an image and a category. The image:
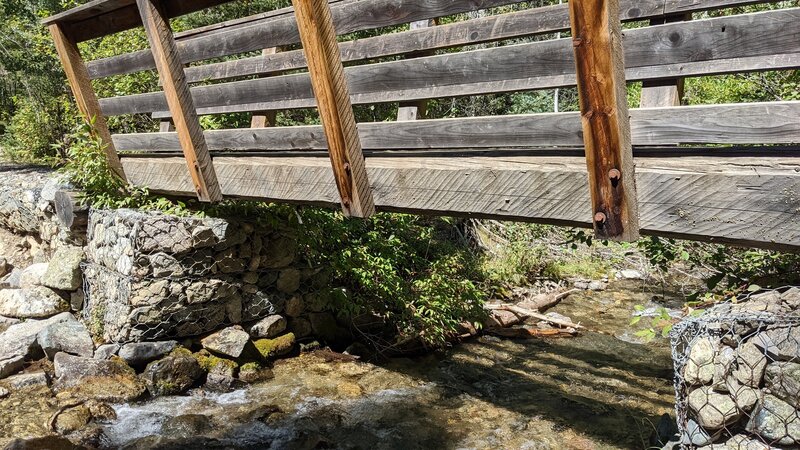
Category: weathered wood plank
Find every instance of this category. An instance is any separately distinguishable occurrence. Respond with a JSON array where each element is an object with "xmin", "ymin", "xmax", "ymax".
[
  {"xmin": 293, "ymin": 0, "xmax": 374, "ymax": 218},
  {"xmin": 86, "ymin": 0, "xmax": 531, "ymax": 79},
  {"xmin": 569, "ymin": 0, "xmax": 638, "ymax": 240},
  {"xmin": 113, "ymin": 102, "xmax": 800, "ymax": 152},
  {"xmin": 48, "ymin": 23, "xmax": 126, "ymax": 181},
  {"xmin": 97, "ymin": 8, "xmax": 800, "ymax": 117},
  {"xmin": 118, "ymin": 154, "xmax": 800, "ymax": 251},
  {"xmin": 44, "ymin": 0, "xmax": 235, "ymax": 43},
  {"xmin": 640, "ymin": 14, "xmax": 691, "ymax": 108},
  {"xmin": 136, "ymin": 0, "xmax": 221, "ymax": 202}
]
